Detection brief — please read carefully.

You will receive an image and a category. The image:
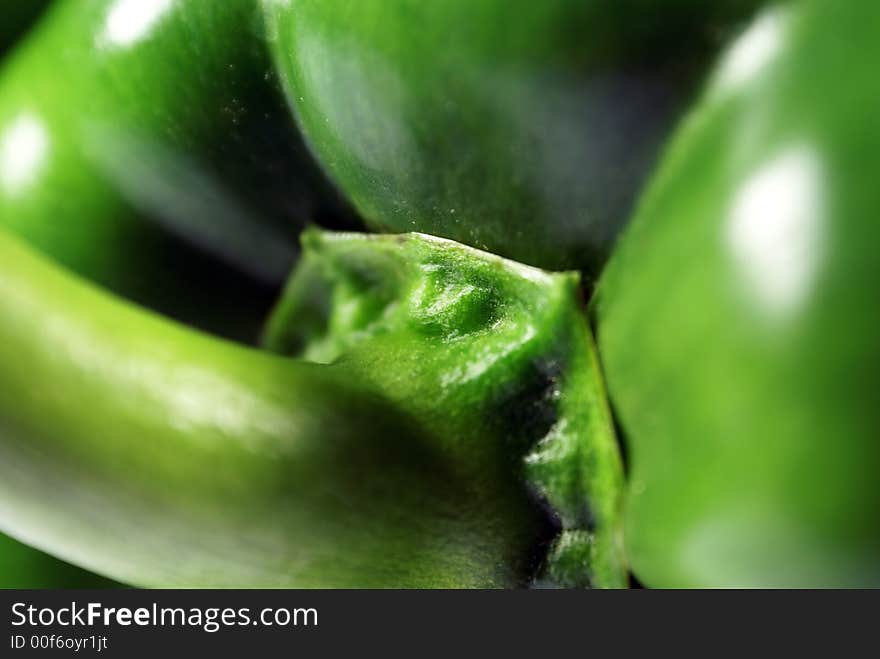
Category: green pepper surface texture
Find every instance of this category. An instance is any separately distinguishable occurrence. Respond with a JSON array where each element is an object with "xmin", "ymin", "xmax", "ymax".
[
  {"xmin": 0, "ymin": 220, "xmax": 627, "ymax": 587},
  {"xmin": 0, "ymin": 0, "xmax": 351, "ymax": 340},
  {"xmin": 263, "ymin": 230, "xmax": 625, "ymax": 587},
  {"xmin": 0, "ymin": 0, "xmax": 623, "ymax": 589},
  {"xmin": 264, "ymin": 0, "xmax": 764, "ymax": 272},
  {"xmin": 1, "ymin": 0, "xmax": 879, "ymax": 590},
  {"xmin": 595, "ymin": 0, "xmax": 880, "ymax": 587}
]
